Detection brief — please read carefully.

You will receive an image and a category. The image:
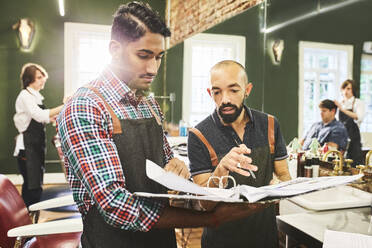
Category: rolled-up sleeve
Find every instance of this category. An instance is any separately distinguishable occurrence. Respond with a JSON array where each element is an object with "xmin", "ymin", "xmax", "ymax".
[
  {"xmin": 355, "ymin": 99, "xmax": 366, "ymax": 124},
  {"xmin": 57, "ymin": 95, "xmax": 164, "ymax": 232},
  {"xmin": 20, "ymin": 92, "xmax": 50, "ymax": 124}
]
